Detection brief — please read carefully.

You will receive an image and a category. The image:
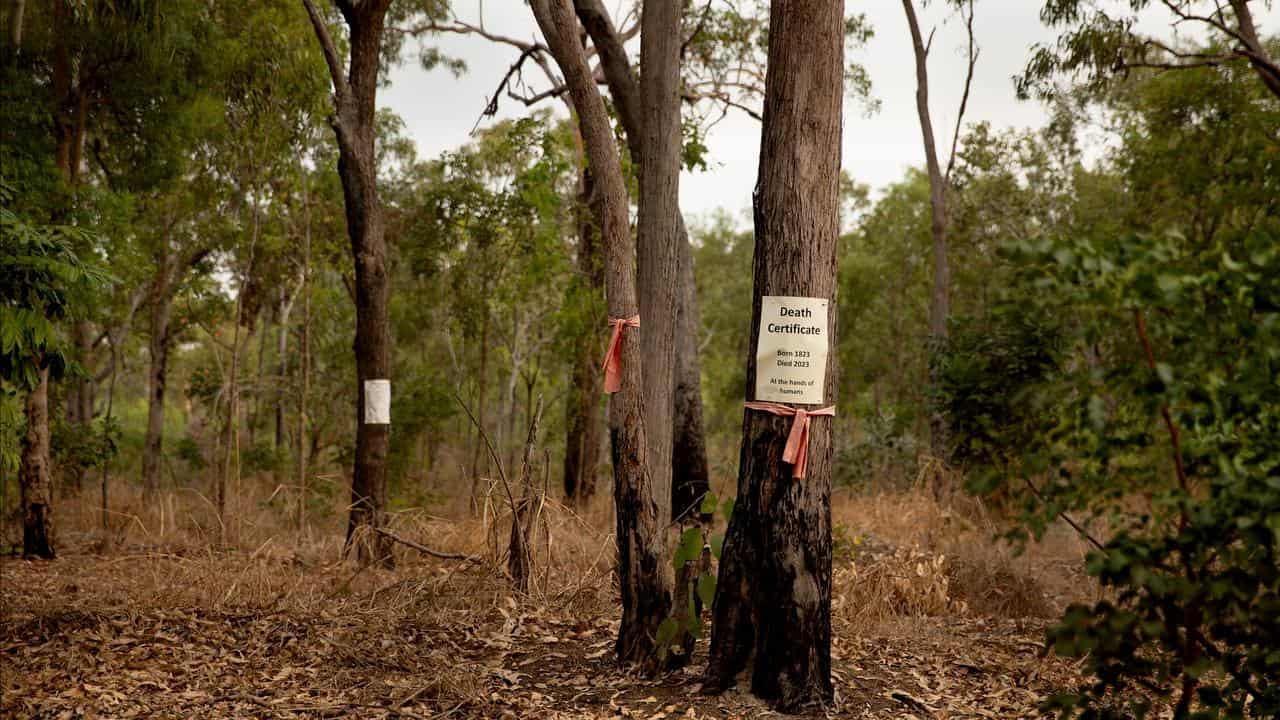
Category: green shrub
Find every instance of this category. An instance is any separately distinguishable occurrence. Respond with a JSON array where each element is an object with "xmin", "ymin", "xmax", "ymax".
[{"xmin": 951, "ymin": 230, "xmax": 1279, "ymax": 718}]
